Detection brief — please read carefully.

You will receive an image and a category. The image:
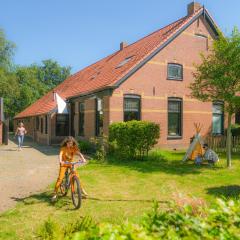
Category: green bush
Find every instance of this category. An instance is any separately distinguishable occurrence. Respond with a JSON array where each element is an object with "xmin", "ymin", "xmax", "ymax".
[
  {"xmin": 90, "ymin": 136, "xmax": 108, "ymax": 161},
  {"xmin": 38, "ymin": 198, "xmax": 240, "ymax": 239},
  {"xmin": 109, "ymin": 120, "xmax": 160, "ymax": 159},
  {"xmin": 78, "ymin": 139, "xmax": 95, "ymax": 154}
]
